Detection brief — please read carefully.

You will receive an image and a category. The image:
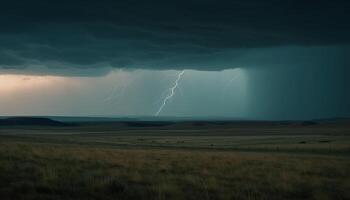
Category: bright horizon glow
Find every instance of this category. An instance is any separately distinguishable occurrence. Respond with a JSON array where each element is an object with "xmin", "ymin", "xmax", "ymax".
[{"xmin": 0, "ymin": 74, "xmax": 72, "ymax": 94}]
